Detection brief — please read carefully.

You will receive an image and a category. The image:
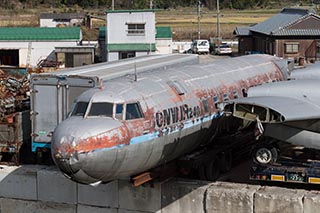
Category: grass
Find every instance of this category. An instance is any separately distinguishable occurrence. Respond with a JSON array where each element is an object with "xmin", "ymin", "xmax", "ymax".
[
  {"xmin": 156, "ymin": 7, "xmax": 279, "ymax": 40},
  {"xmin": 0, "ymin": 7, "xmax": 280, "ymax": 40}
]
